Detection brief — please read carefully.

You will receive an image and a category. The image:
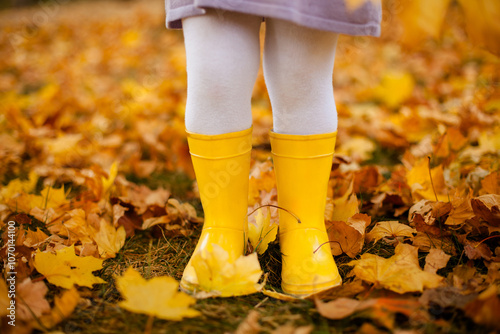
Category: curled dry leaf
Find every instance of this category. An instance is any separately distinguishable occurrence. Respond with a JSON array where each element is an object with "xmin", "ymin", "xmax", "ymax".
[
  {"xmin": 326, "ymin": 213, "xmax": 370, "ymax": 258},
  {"xmin": 115, "ymin": 267, "xmax": 200, "ymax": 321},
  {"xmin": 366, "ymin": 221, "xmax": 416, "ymax": 244},
  {"xmin": 471, "ymin": 194, "xmax": 500, "ymax": 226}
]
